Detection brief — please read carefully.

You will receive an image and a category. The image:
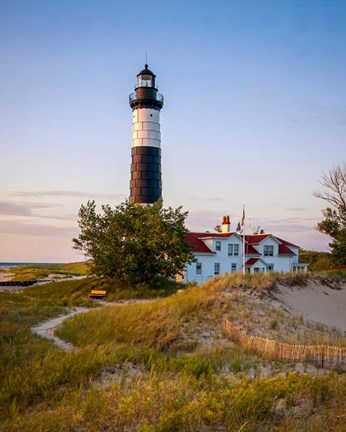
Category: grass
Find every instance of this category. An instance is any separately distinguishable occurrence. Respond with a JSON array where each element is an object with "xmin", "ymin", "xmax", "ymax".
[
  {"xmin": 7, "ymin": 261, "xmax": 90, "ymax": 281},
  {"xmin": 1, "ymin": 271, "xmax": 346, "ymax": 431},
  {"xmin": 299, "ymin": 250, "xmax": 346, "ymax": 274}
]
